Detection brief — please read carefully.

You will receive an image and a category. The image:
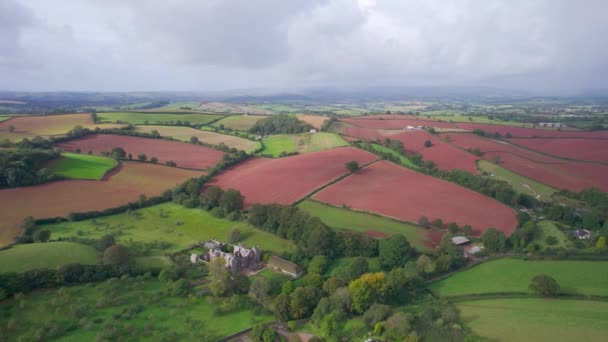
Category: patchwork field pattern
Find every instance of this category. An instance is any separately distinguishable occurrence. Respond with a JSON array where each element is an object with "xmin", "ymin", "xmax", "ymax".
[
  {"xmin": 340, "ymin": 116, "xmax": 458, "ymax": 130},
  {"xmin": 0, "ymin": 242, "xmax": 98, "ymax": 273},
  {"xmin": 208, "ymin": 147, "xmax": 378, "ymax": 207},
  {"xmin": 295, "ymin": 114, "xmax": 329, "ymax": 129},
  {"xmin": 135, "ymin": 125, "xmax": 260, "ymax": 152},
  {"xmin": 455, "ymin": 122, "xmax": 608, "ymax": 138},
  {"xmin": 98, "ymin": 112, "xmax": 223, "ymax": 125},
  {"xmin": 507, "ymin": 138, "xmax": 608, "ymax": 163},
  {"xmin": 48, "ymin": 152, "xmax": 118, "ymax": 180},
  {"xmin": 313, "ymin": 161, "xmax": 517, "ymax": 236},
  {"xmin": 212, "ymin": 115, "xmax": 268, "ymax": 131},
  {"xmin": 0, "ymin": 114, "xmax": 124, "ymax": 141},
  {"xmin": 0, "ymin": 162, "xmax": 202, "ymax": 246},
  {"xmin": 261, "ymin": 132, "xmax": 349, "ymax": 157},
  {"xmin": 477, "ymin": 160, "xmax": 557, "ymax": 201},
  {"xmin": 58, "ymin": 134, "xmax": 225, "ymax": 170}
]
